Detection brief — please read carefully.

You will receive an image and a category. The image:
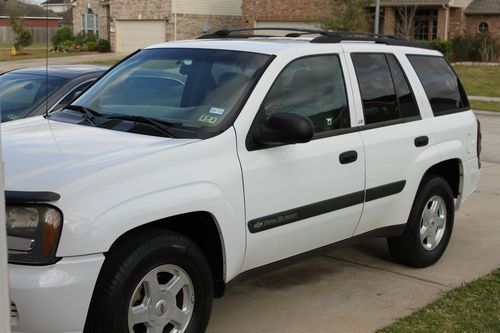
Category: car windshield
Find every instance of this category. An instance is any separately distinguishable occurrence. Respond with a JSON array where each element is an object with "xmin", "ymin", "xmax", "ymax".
[
  {"xmin": 70, "ymin": 48, "xmax": 271, "ymax": 134},
  {"xmin": 0, "ymin": 73, "xmax": 69, "ymax": 122}
]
